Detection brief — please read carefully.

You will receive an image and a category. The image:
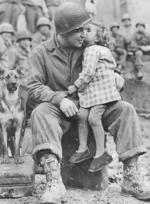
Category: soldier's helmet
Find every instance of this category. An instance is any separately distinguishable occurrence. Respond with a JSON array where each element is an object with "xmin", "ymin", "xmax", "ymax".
[
  {"xmin": 0, "ymin": 22, "xmax": 14, "ymax": 35},
  {"xmin": 16, "ymin": 31, "xmax": 32, "ymax": 42},
  {"xmin": 54, "ymin": 2, "xmax": 91, "ymax": 35},
  {"xmin": 110, "ymin": 22, "xmax": 120, "ymax": 31},
  {"xmin": 37, "ymin": 17, "xmax": 51, "ymax": 29},
  {"xmin": 121, "ymin": 13, "xmax": 131, "ymax": 22},
  {"xmin": 135, "ymin": 22, "xmax": 146, "ymax": 28}
]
